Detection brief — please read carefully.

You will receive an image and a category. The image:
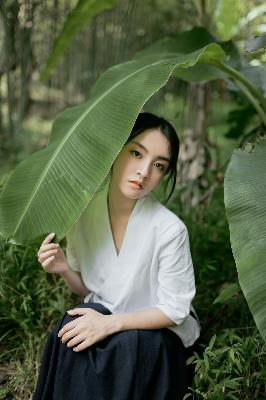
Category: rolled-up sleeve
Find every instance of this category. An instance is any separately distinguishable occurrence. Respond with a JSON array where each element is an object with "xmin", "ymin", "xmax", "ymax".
[
  {"xmin": 65, "ymin": 226, "xmax": 81, "ymax": 273},
  {"xmin": 155, "ymin": 223, "xmax": 196, "ymax": 326}
]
